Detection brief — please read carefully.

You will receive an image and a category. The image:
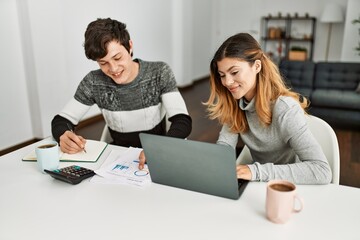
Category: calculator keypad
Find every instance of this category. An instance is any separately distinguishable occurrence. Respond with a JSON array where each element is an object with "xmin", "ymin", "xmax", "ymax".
[{"xmin": 45, "ymin": 165, "xmax": 95, "ymax": 184}]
